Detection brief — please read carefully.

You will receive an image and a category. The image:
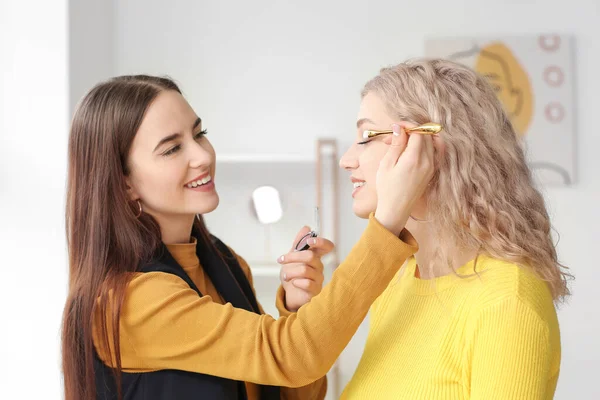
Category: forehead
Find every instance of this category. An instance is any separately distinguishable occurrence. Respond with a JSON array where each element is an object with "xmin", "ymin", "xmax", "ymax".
[
  {"xmin": 358, "ymin": 92, "xmax": 395, "ymax": 126},
  {"xmin": 138, "ymin": 90, "xmax": 196, "ymax": 138}
]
